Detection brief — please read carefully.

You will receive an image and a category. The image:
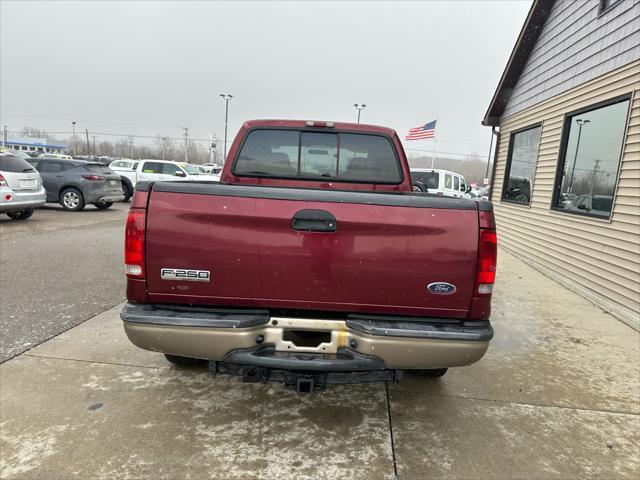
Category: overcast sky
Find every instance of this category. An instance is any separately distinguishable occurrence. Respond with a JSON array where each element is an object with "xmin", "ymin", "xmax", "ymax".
[{"xmin": 0, "ymin": 1, "xmax": 531, "ymax": 158}]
